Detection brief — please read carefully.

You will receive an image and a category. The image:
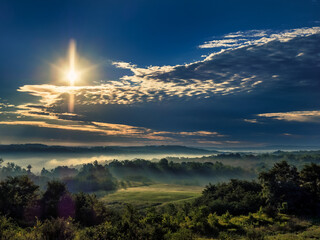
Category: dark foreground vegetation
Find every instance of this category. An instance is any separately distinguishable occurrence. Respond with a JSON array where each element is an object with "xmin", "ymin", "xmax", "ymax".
[{"xmin": 0, "ymin": 156, "xmax": 320, "ymax": 239}]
